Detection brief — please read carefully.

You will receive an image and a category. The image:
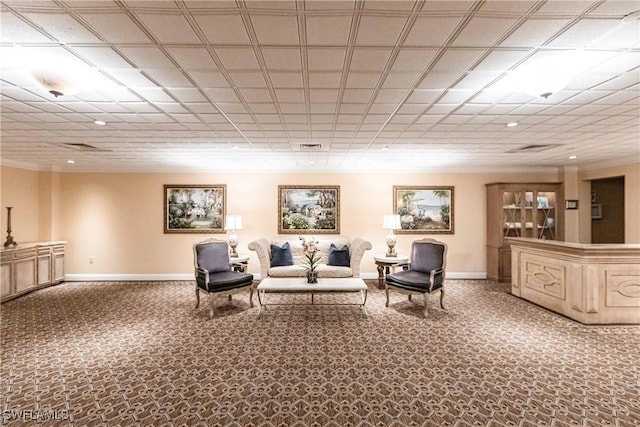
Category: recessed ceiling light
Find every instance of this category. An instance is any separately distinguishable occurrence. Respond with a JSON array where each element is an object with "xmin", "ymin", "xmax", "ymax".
[
  {"xmin": 568, "ymin": 155, "xmax": 577, "ymax": 160},
  {"xmin": 507, "ymin": 122, "xmax": 518, "ymax": 127},
  {"xmin": 94, "ymin": 120, "xmax": 106, "ymax": 126},
  {"xmin": 382, "ymin": 146, "xmax": 390, "ymax": 150},
  {"xmin": 67, "ymin": 160, "xmax": 75, "ymax": 164},
  {"xmin": 230, "ymin": 145, "xmax": 239, "ymax": 150}
]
